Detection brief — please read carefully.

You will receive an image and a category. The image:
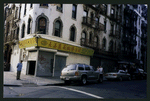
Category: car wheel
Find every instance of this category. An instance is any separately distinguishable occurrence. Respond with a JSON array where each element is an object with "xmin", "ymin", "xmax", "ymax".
[
  {"xmin": 64, "ymin": 80, "xmax": 71, "ymax": 85},
  {"xmin": 119, "ymin": 77, "xmax": 122, "ymax": 81},
  {"xmin": 81, "ymin": 76, "xmax": 87, "ymax": 85},
  {"xmin": 128, "ymin": 76, "xmax": 131, "ymax": 81}
]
